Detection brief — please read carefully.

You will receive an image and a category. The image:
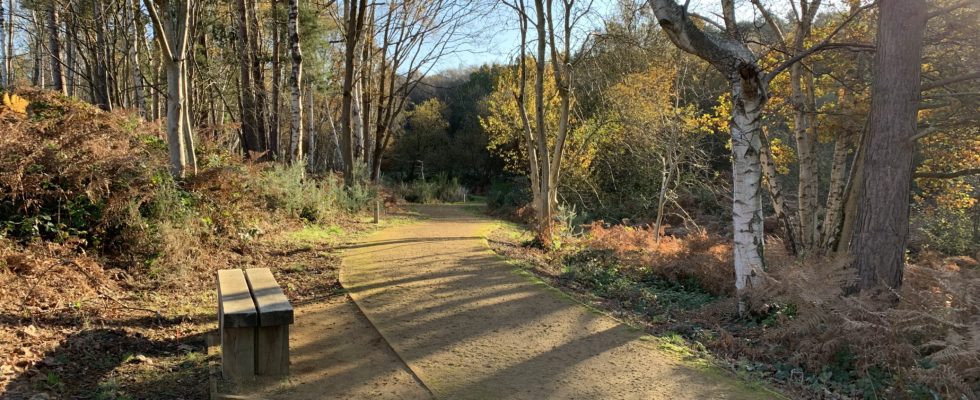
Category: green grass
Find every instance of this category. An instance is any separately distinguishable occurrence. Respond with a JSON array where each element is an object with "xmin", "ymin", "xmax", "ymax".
[{"xmin": 287, "ymin": 225, "xmax": 346, "ymax": 244}]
